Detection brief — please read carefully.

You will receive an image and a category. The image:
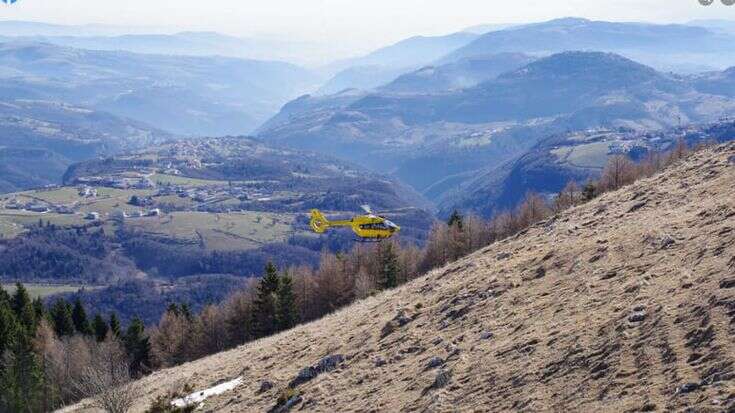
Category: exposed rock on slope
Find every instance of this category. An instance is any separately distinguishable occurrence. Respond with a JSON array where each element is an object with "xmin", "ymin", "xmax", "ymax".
[{"xmin": 73, "ymin": 143, "xmax": 735, "ymax": 411}]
